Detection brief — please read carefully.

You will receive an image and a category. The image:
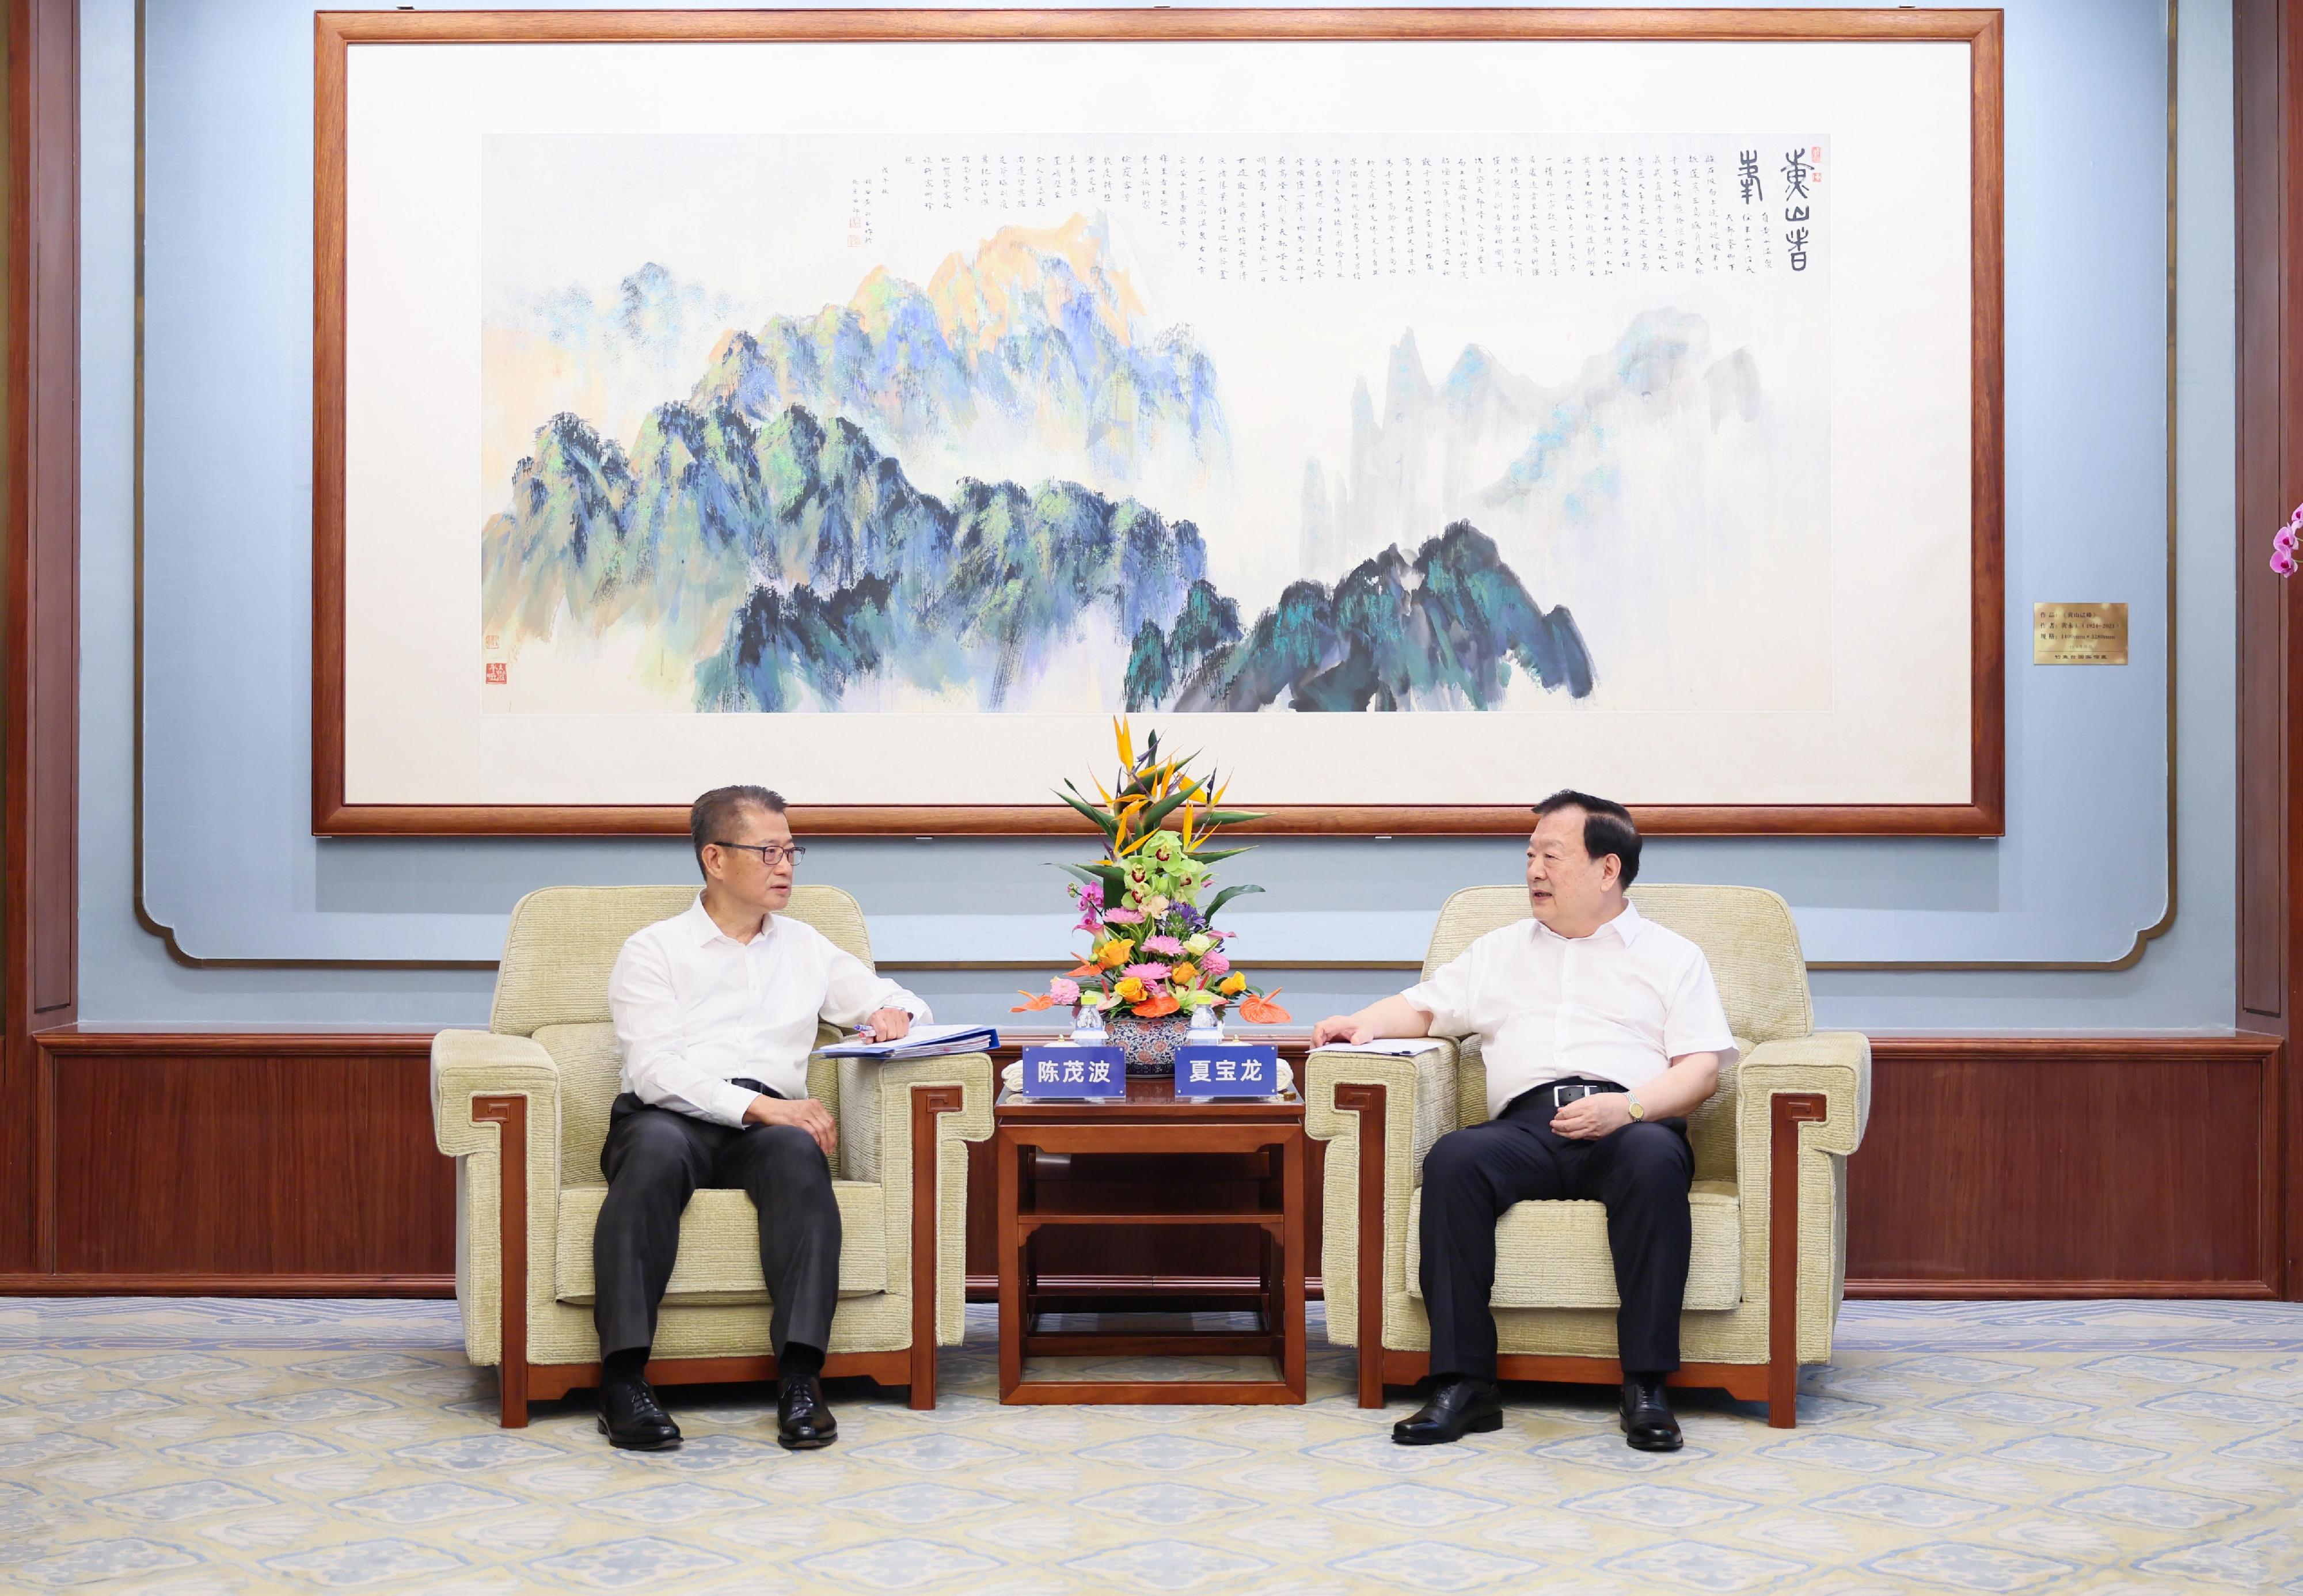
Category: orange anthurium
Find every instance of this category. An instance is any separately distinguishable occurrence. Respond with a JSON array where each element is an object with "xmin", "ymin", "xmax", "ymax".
[
  {"xmin": 1237, "ymin": 990, "xmax": 1291, "ymax": 1024},
  {"xmin": 1066, "ymin": 962, "xmax": 1101, "ymax": 979},
  {"xmin": 1132, "ymin": 993, "xmax": 1181, "ymax": 1018},
  {"xmin": 1010, "ymin": 990, "xmax": 1059, "ymax": 1012}
]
